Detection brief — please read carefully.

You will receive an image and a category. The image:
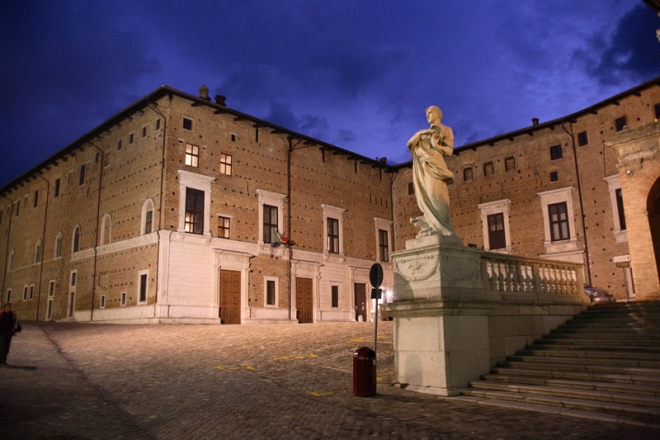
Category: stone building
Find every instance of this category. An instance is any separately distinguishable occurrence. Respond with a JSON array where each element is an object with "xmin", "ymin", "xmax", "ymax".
[{"xmin": 1, "ymin": 77, "xmax": 659, "ymax": 323}]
